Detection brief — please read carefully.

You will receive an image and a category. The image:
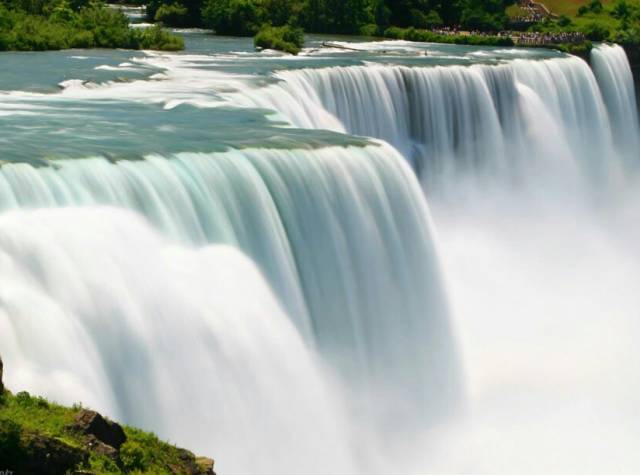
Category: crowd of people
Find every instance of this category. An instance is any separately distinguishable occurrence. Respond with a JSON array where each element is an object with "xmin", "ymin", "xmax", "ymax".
[
  {"xmin": 511, "ymin": 31, "xmax": 587, "ymax": 45},
  {"xmin": 511, "ymin": 0, "xmax": 547, "ymax": 24},
  {"xmin": 417, "ymin": 26, "xmax": 586, "ymax": 46}
]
